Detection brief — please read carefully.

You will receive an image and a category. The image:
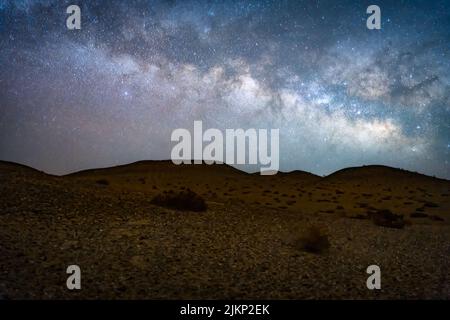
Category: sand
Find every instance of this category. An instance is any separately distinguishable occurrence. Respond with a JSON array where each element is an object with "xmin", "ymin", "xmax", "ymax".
[{"xmin": 0, "ymin": 160, "xmax": 449, "ymax": 299}]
